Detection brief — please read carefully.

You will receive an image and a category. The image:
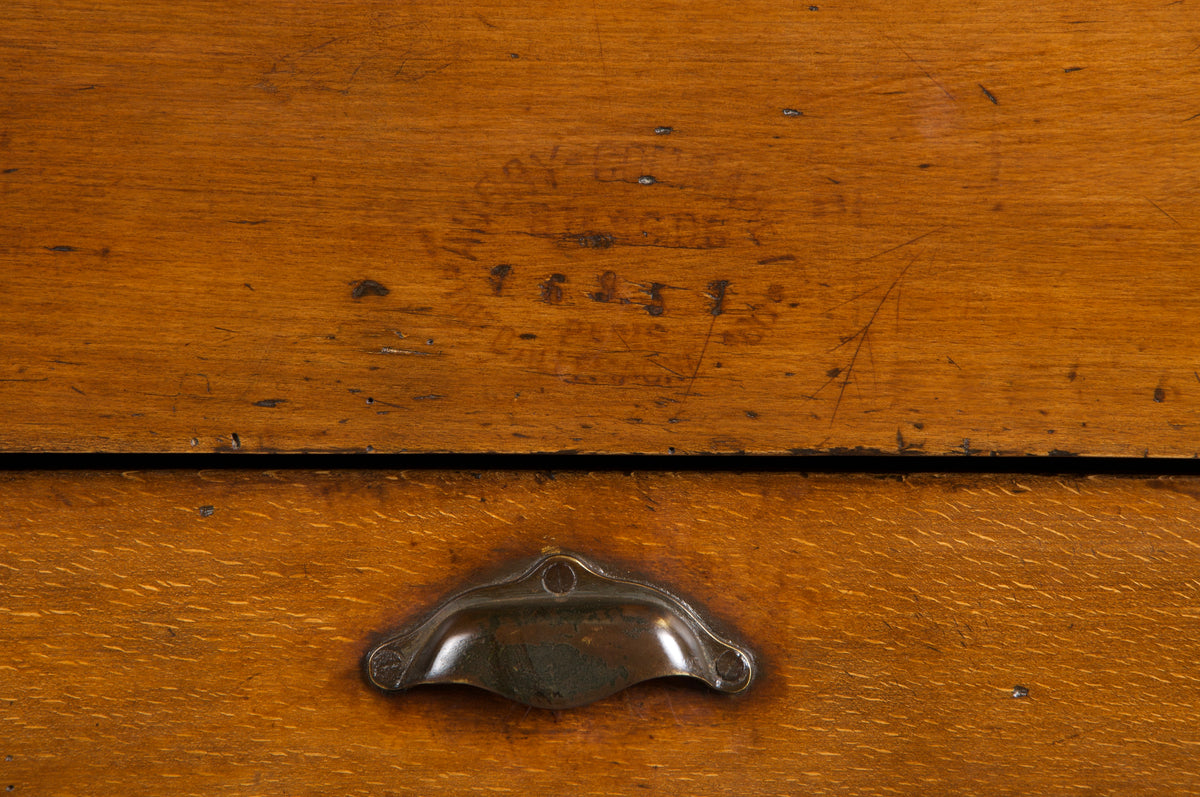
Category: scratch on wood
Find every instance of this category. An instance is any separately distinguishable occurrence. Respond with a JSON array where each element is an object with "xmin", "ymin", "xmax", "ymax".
[
  {"xmin": 849, "ymin": 226, "xmax": 944, "ymax": 268},
  {"xmin": 377, "ymin": 347, "xmax": 437, "ymax": 356},
  {"xmin": 810, "ymin": 253, "xmax": 923, "ymax": 424},
  {"xmin": 885, "ymin": 34, "xmax": 956, "ymax": 100},
  {"xmin": 821, "ymin": 227, "xmax": 943, "ymax": 316},
  {"xmin": 591, "ymin": 0, "xmax": 613, "ymax": 119},
  {"xmin": 1144, "ymin": 196, "xmax": 1183, "ymax": 226},
  {"xmin": 647, "ymin": 358, "xmax": 686, "ymax": 378},
  {"xmin": 441, "ymin": 246, "xmax": 479, "ymax": 262},
  {"xmin": 670, "ymin": 314, "xmax": 720, "ymax": 423},
  {"xmin": 610, "ymin": 329, "xmax": 684, "ymax": 378}
]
